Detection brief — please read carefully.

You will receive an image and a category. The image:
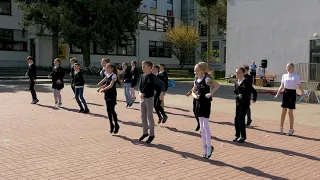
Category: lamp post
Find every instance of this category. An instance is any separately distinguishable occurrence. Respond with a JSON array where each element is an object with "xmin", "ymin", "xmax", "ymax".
[{"xmin": 137, "ymin": 3, "xmax": 147, "ymax": 67}]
